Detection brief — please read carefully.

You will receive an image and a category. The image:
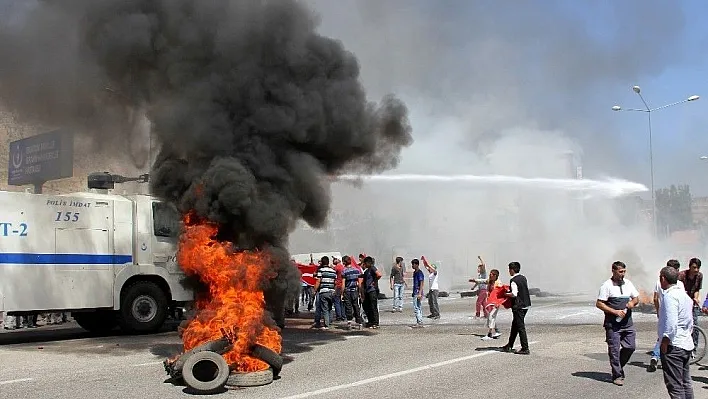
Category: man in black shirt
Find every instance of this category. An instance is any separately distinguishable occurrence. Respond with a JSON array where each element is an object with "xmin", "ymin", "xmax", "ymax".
[
  {"xmin": 501, "ymin": 261, "xmax": 531, "ymax": 355},
  {"xmin": 361, "ymin": 256, "xmax": 382, "ymax": 329}
]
